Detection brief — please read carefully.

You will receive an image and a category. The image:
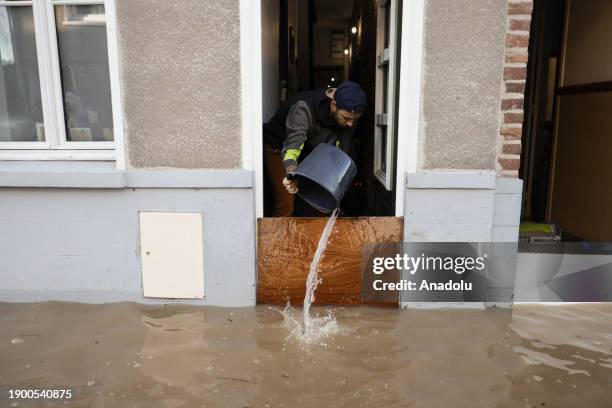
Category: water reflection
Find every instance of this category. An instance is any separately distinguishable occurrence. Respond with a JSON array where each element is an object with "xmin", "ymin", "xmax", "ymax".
[{"xmin": 0, "ymin": 302, "xmax": 610, "ymax": 407}]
